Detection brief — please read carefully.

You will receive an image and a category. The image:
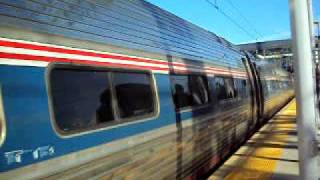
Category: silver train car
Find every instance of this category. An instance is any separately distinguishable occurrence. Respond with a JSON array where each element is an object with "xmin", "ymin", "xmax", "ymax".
[{"xmin": 0, "ymin": 0, "xmax": 293, "ymax": 179}]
